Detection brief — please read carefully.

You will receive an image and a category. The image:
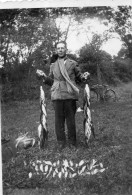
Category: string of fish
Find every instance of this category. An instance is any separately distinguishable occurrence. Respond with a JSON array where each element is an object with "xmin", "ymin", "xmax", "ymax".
[
  {"xmin": 83, "ymin": 84, "xmax": 95, "ymax": 145},
  {"xmin": 38, "ymin": 86, "xmax": 48, "ymax": 148}
]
